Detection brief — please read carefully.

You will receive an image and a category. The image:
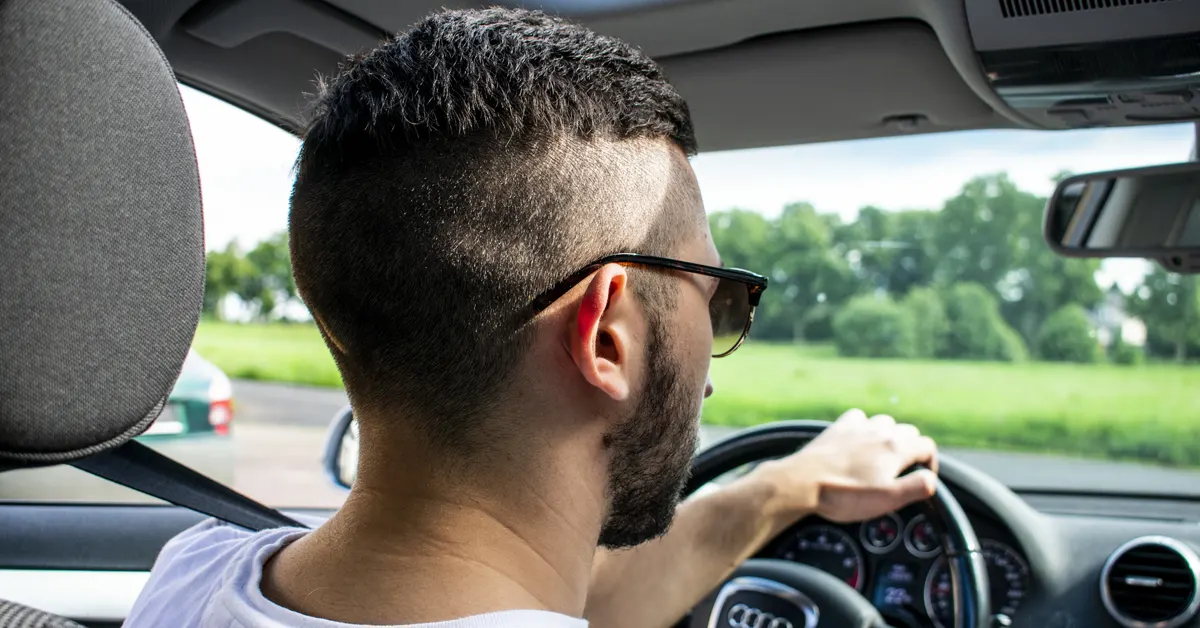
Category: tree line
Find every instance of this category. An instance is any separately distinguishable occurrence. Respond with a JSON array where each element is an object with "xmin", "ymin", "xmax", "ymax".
[
  {"xmin": 202, "ymin": 171, "xmax": 1200, "ymax": 362},
  {"xmin": 710, "ymin": 172, "xmax": 1198, "ymax": 364},
  {"xmin": 203, "ymin": 232, "xmax": 296, "ymax": 322}
]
